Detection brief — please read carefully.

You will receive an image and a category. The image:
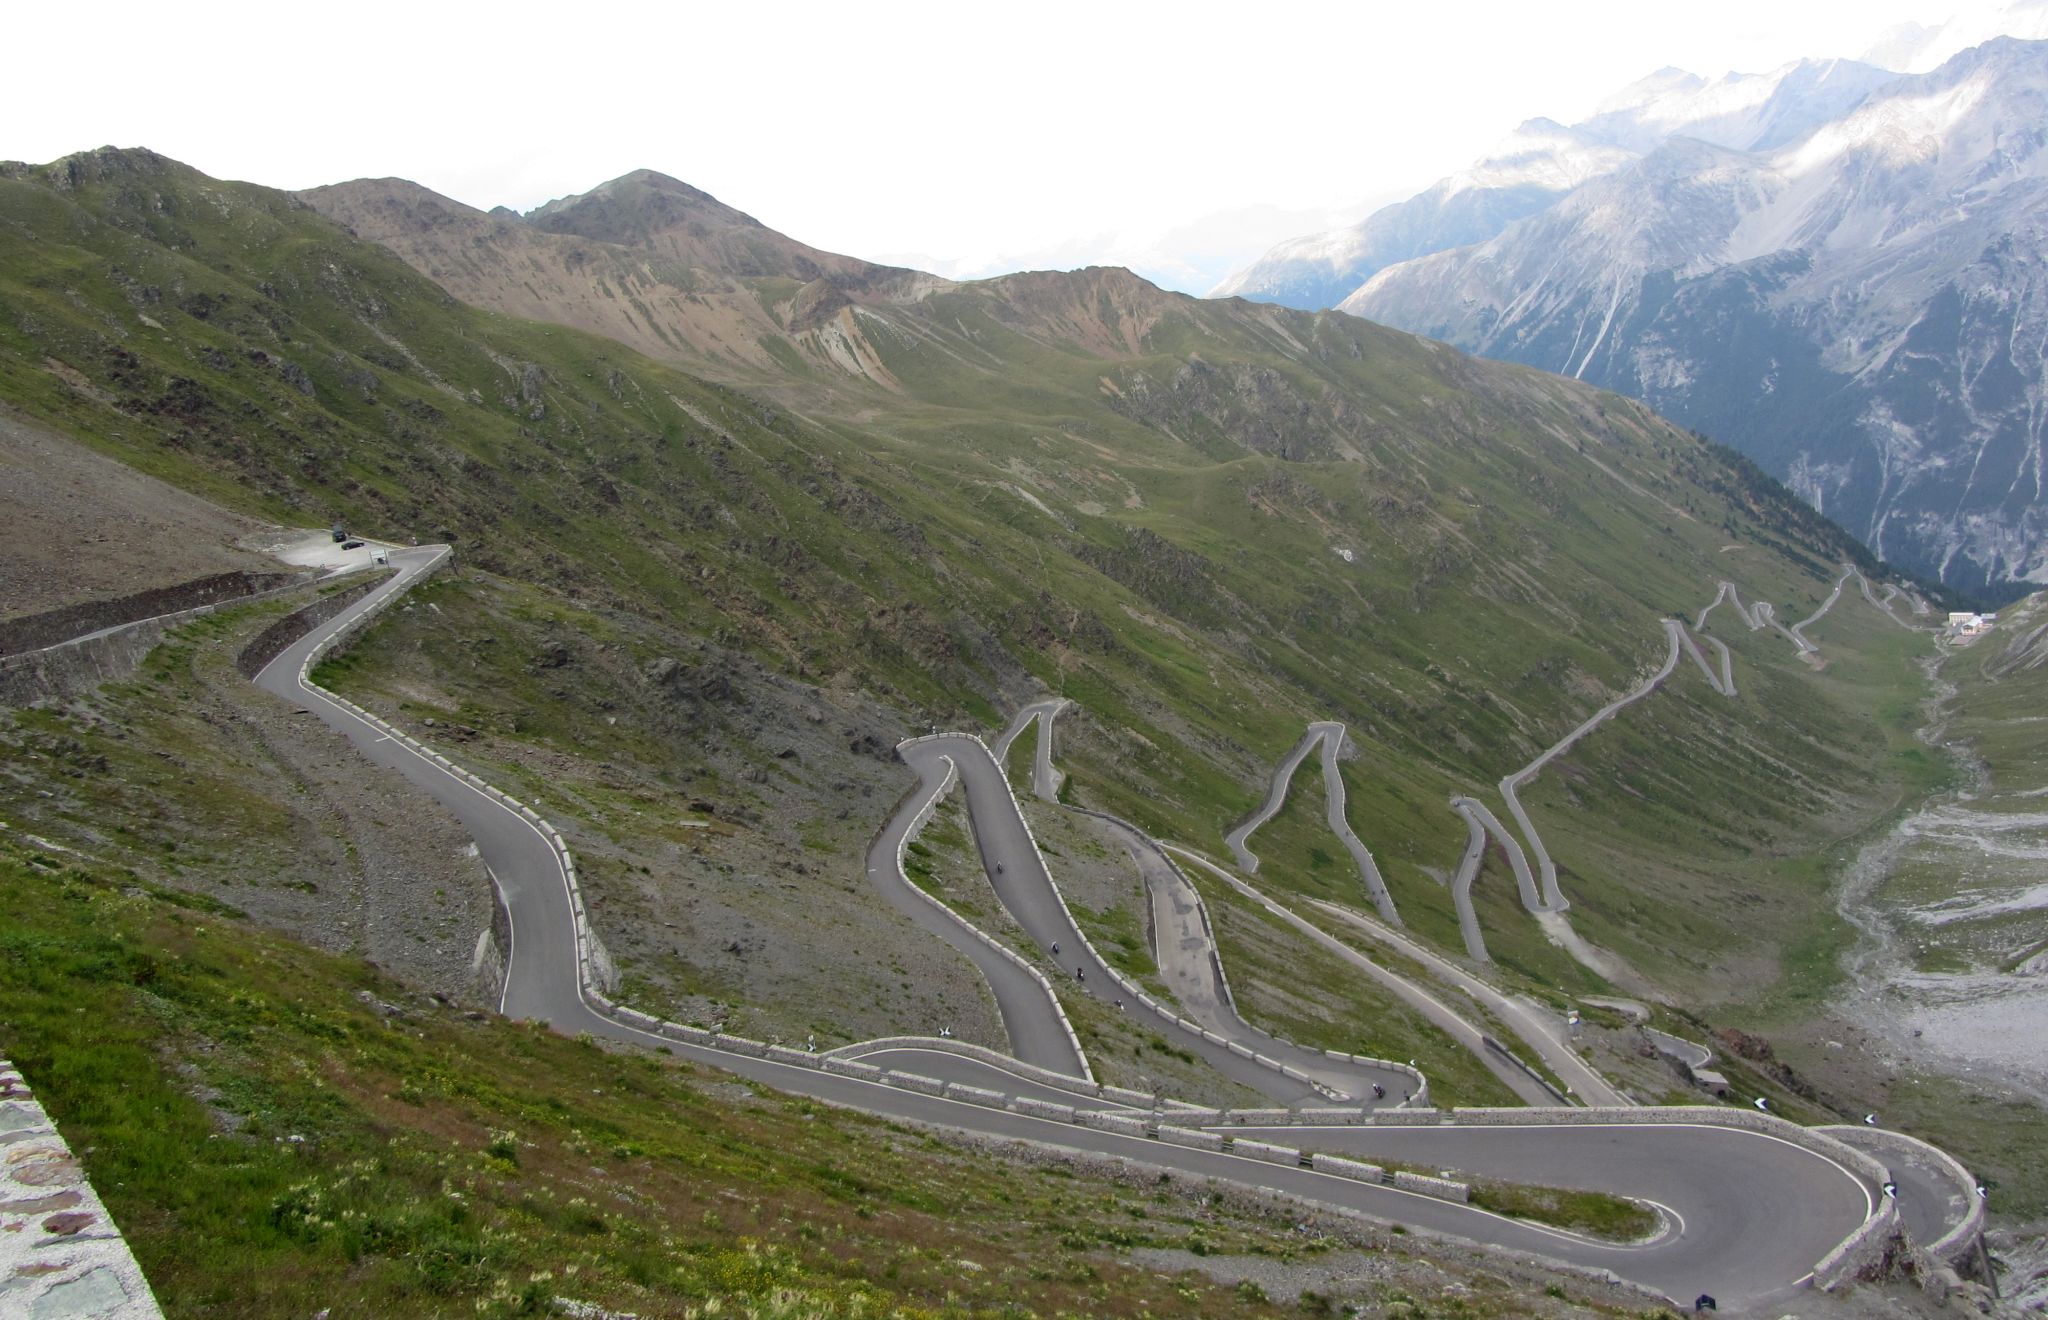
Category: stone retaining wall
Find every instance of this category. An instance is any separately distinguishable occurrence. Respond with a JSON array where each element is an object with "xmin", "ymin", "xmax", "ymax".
[
  {"xmin": 234, "ymin": 573, "xmax": 387, "ymax": 679},
  {"xmin": 0, "ymin": 1058, "xmax": 162, "ymax": 1318},
  {"xmin": 1, "ymin": 571, "xmax": 301, "ymax": 655},
  {"xmin": 1, "ymin": 569, "xmax": 345, "ymax": 707},
  {"xmin": 0, "ymin": 613, "xmax": 177, "ymax": 708}
]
